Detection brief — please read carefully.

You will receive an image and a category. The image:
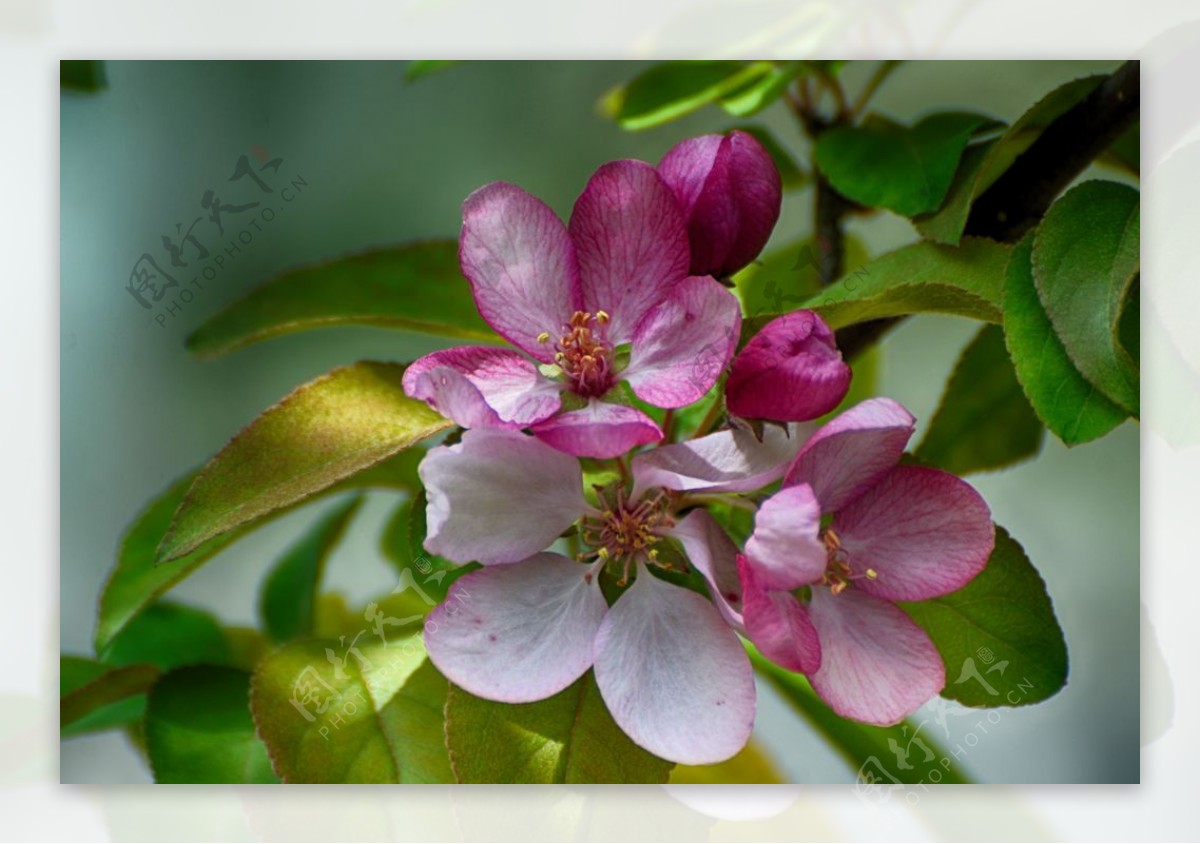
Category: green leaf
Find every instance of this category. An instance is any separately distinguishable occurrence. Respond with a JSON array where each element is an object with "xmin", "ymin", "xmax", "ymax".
[
  {"xmin": 444, "ymin": 672, "xmax": 673, "ymax": 783},
  {"xmin": 793, "ymin": 237, "xmax": 1011, "ymax": 331},
  {"xmin": 61, "ymin": 661, "xmax": 160, "ymax": 735},
  {"xmin": 1003, "ymin": 235, "xmax": 1127, "ymax": 445},
  {"xmin": 404, "ymin": 60, "xmax": 460, "ymax": 82},
  {"xmin": 97, "ymin": 449, "xmax": 426, "ymax": 652},
  {"xmin": 914, "ymin": 325, "xmax": 1044, "ymax": 474},
  {"xmin": 260, "ymin": 495, "xmax": 365, "ymax": 643},
  {"xmin": 157, "ymin": 361, "xmax": 451, "ymax": 563},
  {"xmin": 145, "ymin": 666, "xmax": 278, "ymax": 783},
  {"xmin": 719, "ymin": 62, "xmax": 804, "ymax": 117},
  {"xmin": 1031, "ymin": 180, "xmax": 1140, "ymax": 415},
  {"xmin": 403, "ymin": 491, "xmax": 469, "ymax": 601},
  {"xmin": 725, "ymin": 125, "xmax": 807, "ymax": 190},
  {"xmin": 61, "ymin": 60, "xmax": 106, "ymax": 93},
  {"xmin": 102, "ymin": 601, "xmax": 231, "ymax": 669},
  {"xmin": 669, "ymin": 739, "xmax": 786, "ymax": 783},
  {"xmin": 914, "ymin": 75, "xmax": 1105, "ymax": 245},
  {"xmin": 186, "ymin": 241, "xmax": 500, "ymax": 359},
  {"xmin": 814, "ymin": 112, "xmax": 1000, "ymax": 216},
  {"xmin": 747, "ymin": 645, "xmax": 970, "ymax": 784},
  {"xmin": 901, "ymin": 525, "xmax": 1068, "ymax": 707},
  {"xmin": 736, "ymin": 236, "xmax": 868, "ymax": 324},
  {"xmin": 60, "ymin": 657, "xmax": 155, "ymax": 737},
  {"xmin": 251, "ymin": 633, "xmax": 451, "ymax": 783},
  {"xmin": 602, "ymin": 61, "xmax": 774, "ymax": 131}
]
